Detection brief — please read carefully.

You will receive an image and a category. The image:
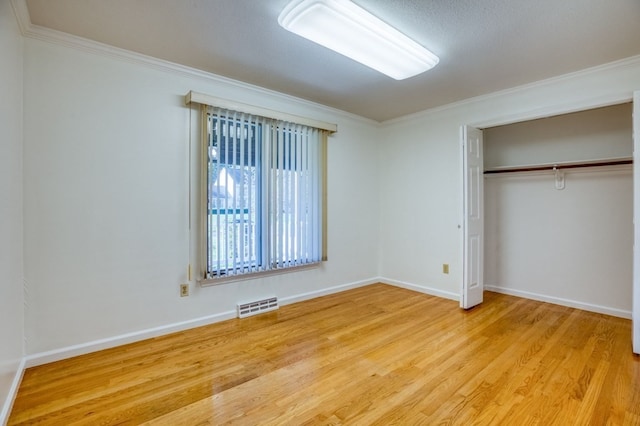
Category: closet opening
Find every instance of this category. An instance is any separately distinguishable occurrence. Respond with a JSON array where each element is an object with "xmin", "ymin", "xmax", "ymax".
[{"xmin": 482, "ymin": 103, "xmax": 633, "ymax": 320}]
